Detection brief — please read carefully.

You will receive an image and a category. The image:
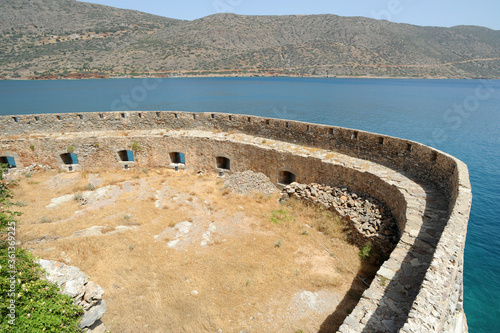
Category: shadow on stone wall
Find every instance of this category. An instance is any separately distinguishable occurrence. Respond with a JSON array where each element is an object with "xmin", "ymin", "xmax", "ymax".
[
  {"xmin": 319, "ymin": 256, "xmax": 381, "ymax": 332},
  {"xmin": 334, "ymin": 179, "xmax": 450, "ymax": 332}
]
